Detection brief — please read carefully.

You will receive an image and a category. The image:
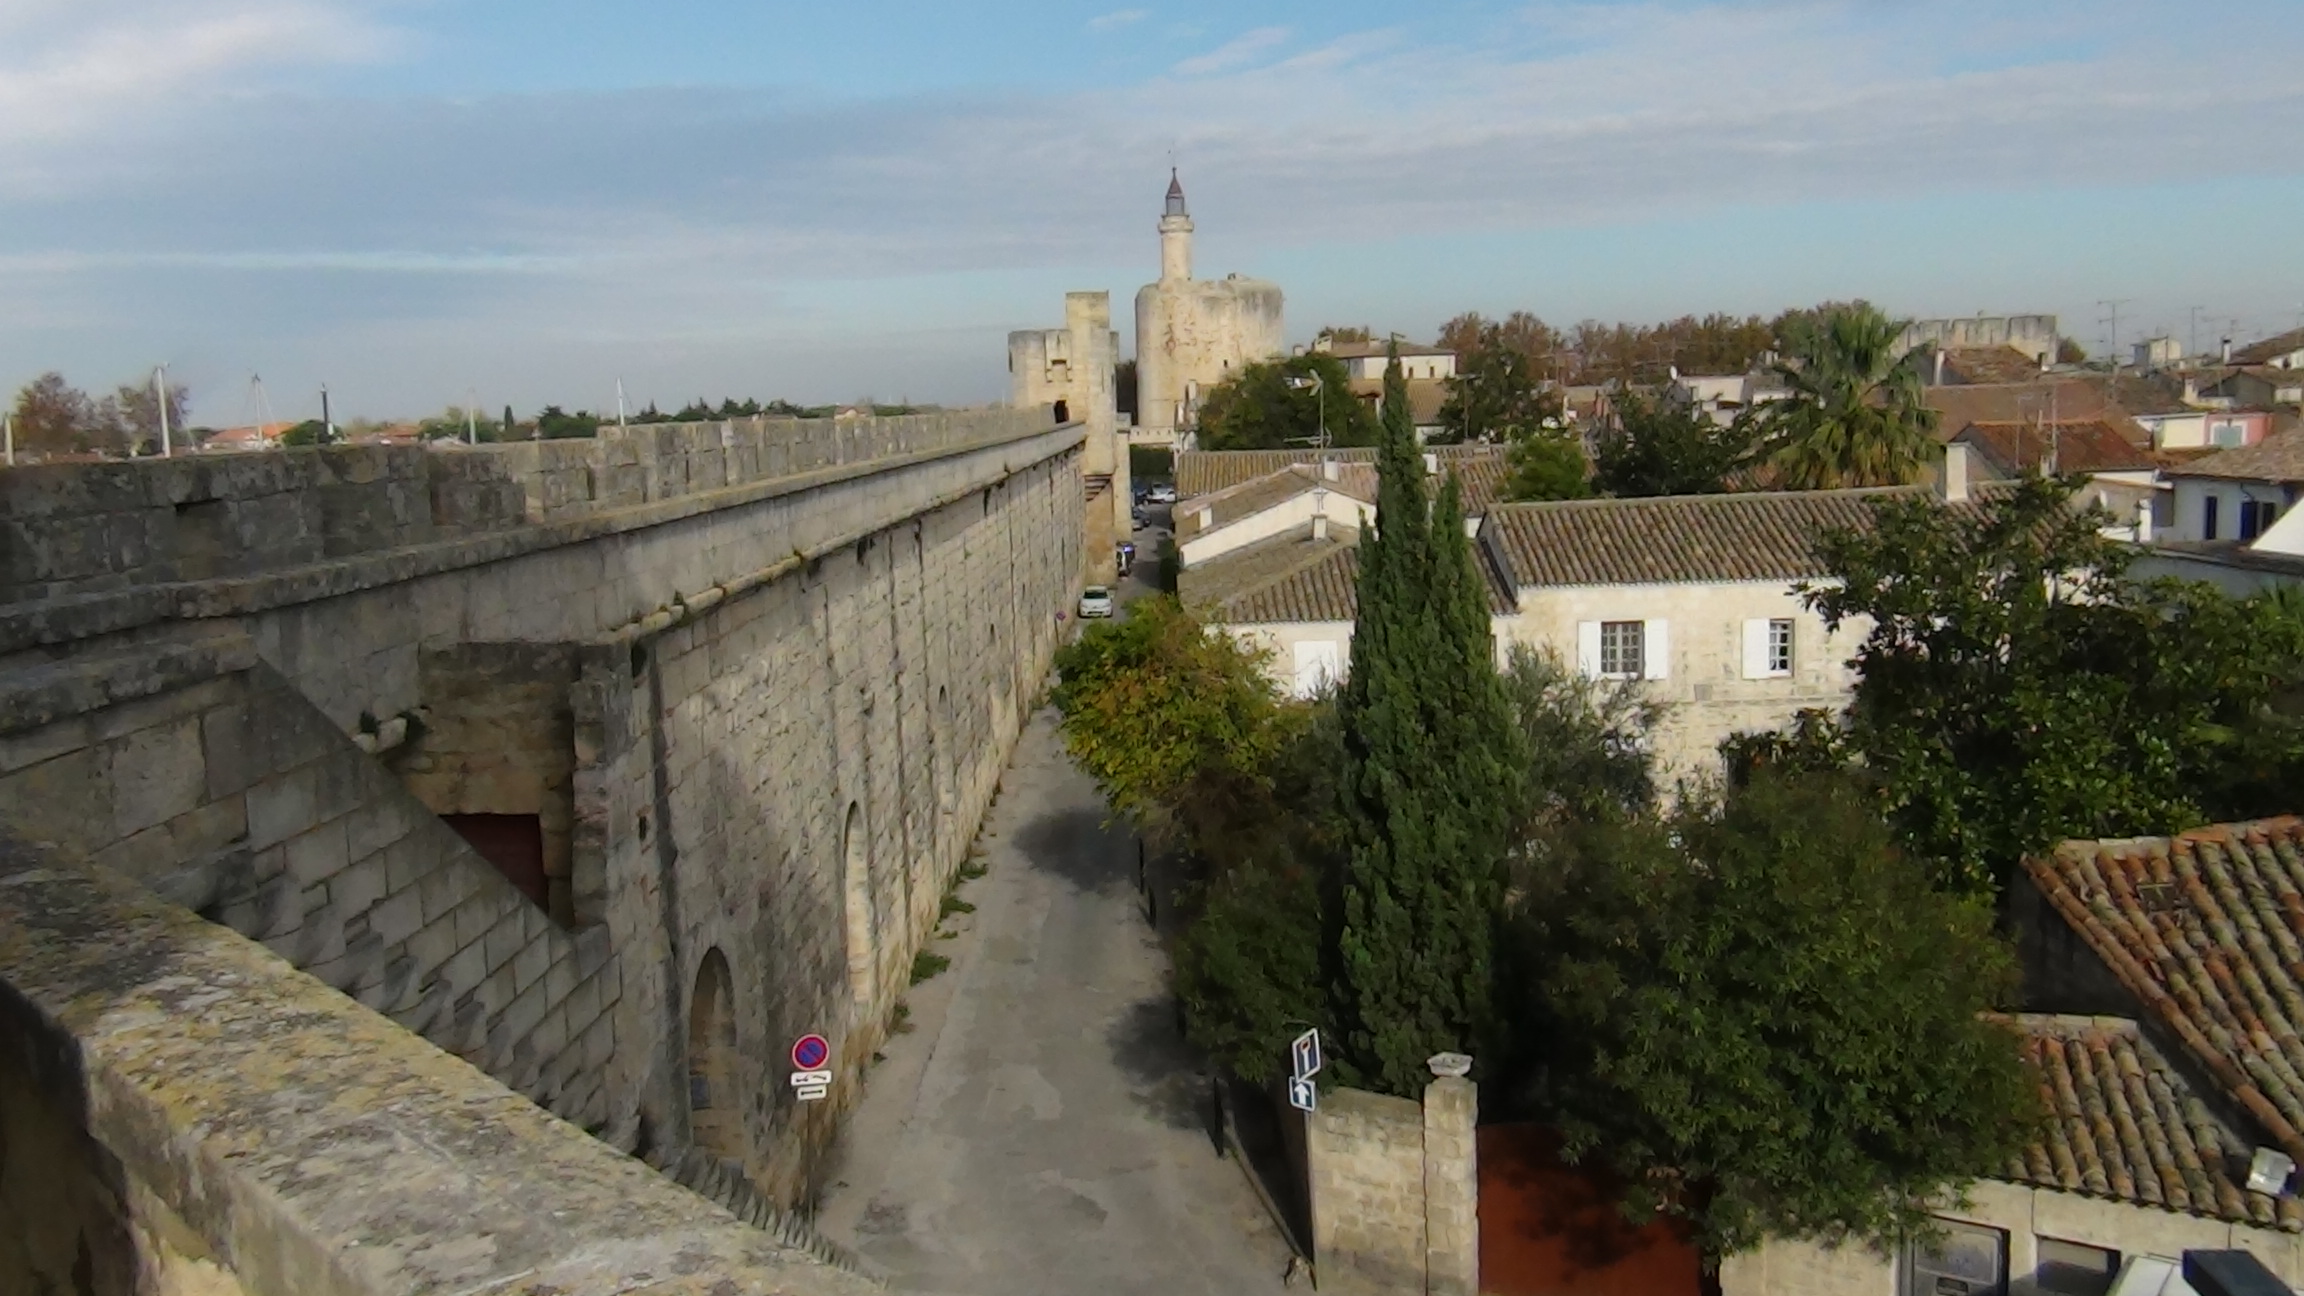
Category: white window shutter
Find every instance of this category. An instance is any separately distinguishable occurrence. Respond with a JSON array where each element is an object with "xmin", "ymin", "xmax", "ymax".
[
  {"xmin": 1643, "ymin": 619, "xmax": 1670, "ymax": 680},
  {"xmin": 1741, "ymin": 619, "xmax": 1771, "ymax": 680},
  {"xmin": 1576, "ymin": 621, "xmax": 1602, "ymax": 677}
]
